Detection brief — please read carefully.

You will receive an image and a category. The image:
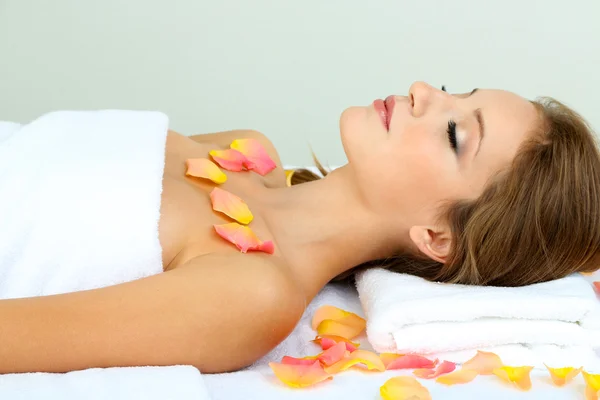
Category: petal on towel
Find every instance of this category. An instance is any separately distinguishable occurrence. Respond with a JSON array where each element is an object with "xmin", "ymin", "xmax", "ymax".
[
  {"xmin": 269, "ymin": 360, "xmax": 332, "ymax": 388},
  {"xmin": 281, "ymin": 356, "xmax": 318, "ymax": 366},
  {"xmin": 230, "ymin": 138, "xmax": 277, "ymax": 176},
  {"xmin": 583, "ymin": 371, "xmax": 600, "ymax": 399},
  {"xmin": 313, "ymin": 335, "xmax": 359, "ymax": 352},
  {"xmin": 209, "ymin": 149, "xmax": 255, "ymax": 172},
  {"xmin": 593, "ymin": 281, "xmax": 600, "ymax": 294},
  {"xmin": 544, "ymin": 364, "xmax": 582, "ymax": 386},
  {"xmin": 316, "ymin": 319, "xmax": 364, "ymax": 340},
  {"xmin": 492, "ymin": 366, "xmax": 533, "ymax": 391},
  {"xmin": 386, "ymin": 355, "xmax": 438, "ymax": 370},
  {"xmin": 209, "ymin": 187, "xmax": 254, "ymax": 224},
  {"xmin": 435, "ymin": 368, "xmax": 479, "ymax": 385},
  {"xmin": 380, "ymin": 353, "xmax": 404, "ymax": 369},
  {"xmin": 380, "ymin": 376, "xmax": 432, "ymax": 400},
  {"xmin": 213, "ymin": 223, "xmax": 274, "ymax": 254},
  {"xmin": 317, "ymin": 342, "xmax": 347, "ymax": 367},
  {"xmin": 413, "ymin": 361, "xmax": 456, "ymax": 379},
  {"xmin": 185, "ymin": 158, "xmax": 227, "ymax": 184},
  {"xmin": 324, "ymin": 350, "xmax": 386, "ymax": 374},
  {"xmin": 462, "ymin": 350, "xmax": 504, "ymax": 375},
  {"xmin": 311, "ymin": 305, "xmax": 366, "ymax": 331}
]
